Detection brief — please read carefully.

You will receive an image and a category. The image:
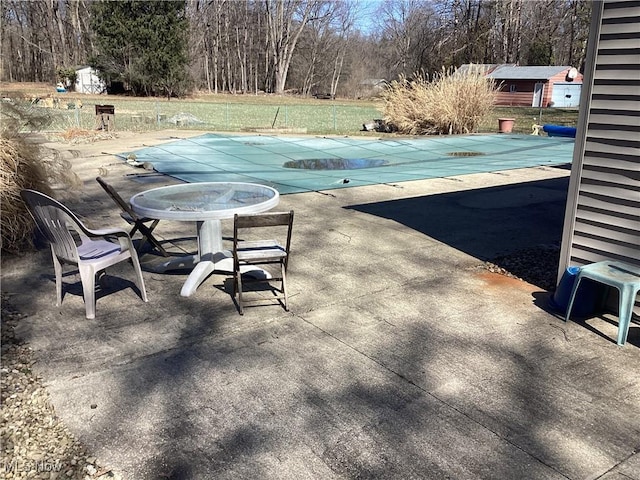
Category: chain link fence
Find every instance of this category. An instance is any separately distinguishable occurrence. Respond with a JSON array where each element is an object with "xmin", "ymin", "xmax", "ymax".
[{"xmin": 42, "ymin": 99, "xmax": 383, "ymax": 136}]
